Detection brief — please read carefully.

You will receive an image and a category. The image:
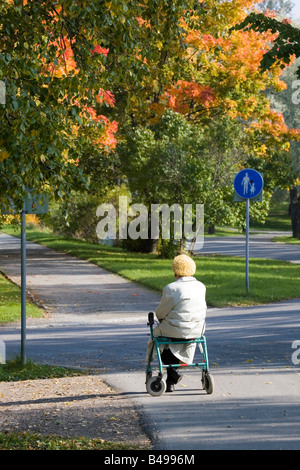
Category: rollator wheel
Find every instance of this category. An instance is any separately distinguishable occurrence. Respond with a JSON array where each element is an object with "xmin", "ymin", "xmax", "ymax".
[
  {"xmin": 146, "ymin": 376, "xmax": 166, "ymax": 396},
  {"xmin": 202, "ymin": 370, "xmax": 214, "ymax": 394}
]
